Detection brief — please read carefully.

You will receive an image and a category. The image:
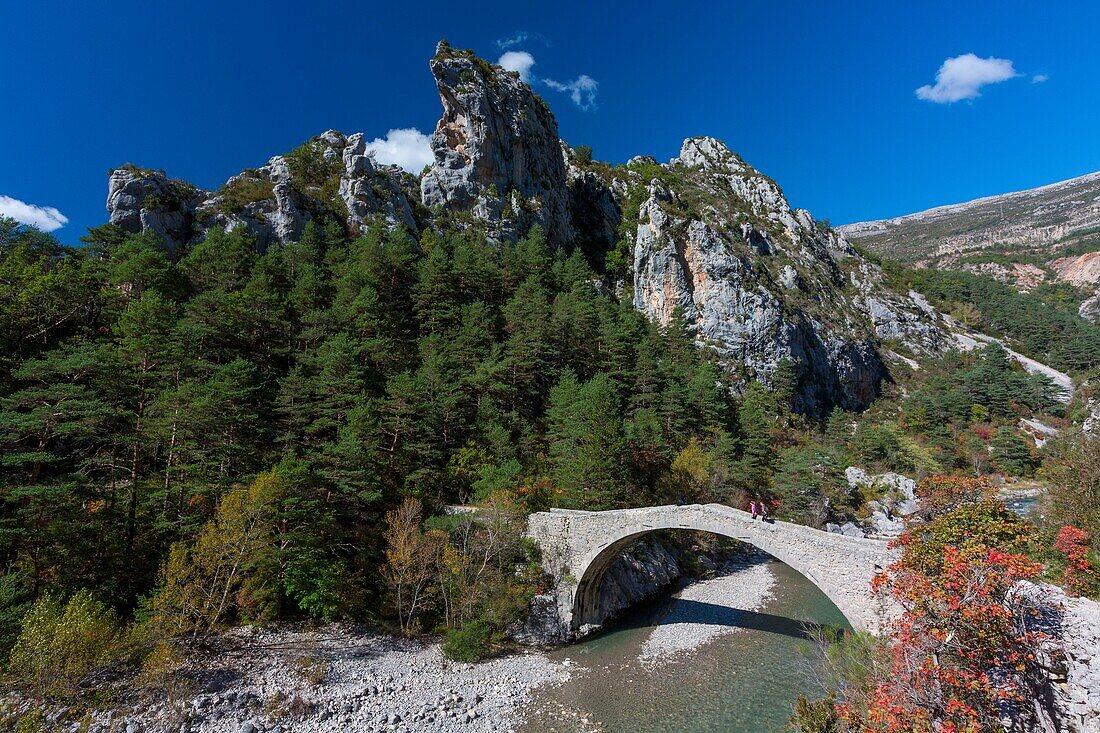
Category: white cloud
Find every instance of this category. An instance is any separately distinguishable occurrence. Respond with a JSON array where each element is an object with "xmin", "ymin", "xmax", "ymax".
[
  {"xmin": 498, "ymin": 51, "xmax": 535, "ymax": 81},
  {"xmin": 495, "ymin": 48, "xmax": 600, "ymax": 111},
  {"xmin": 544, "ymin": 75, "xmax": 599, "ymax": 111},
  {"xmin": 363, "ymin": 128, "xmax": 434, "ymax": 173},
  {"xmin": 1032, "ymin": 73, "xmax": 1049, "ymax": 83},
  {"xmin": 915, "ymin": 53, "xmax": 1020, "ymax": 103},
  {"xmin": 496, "ymin": 33, "xmax": 529, "ymax": 50},
  {"xmin": 0, "ymin": 195, "xmax": 68, "ymax": 232}
]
